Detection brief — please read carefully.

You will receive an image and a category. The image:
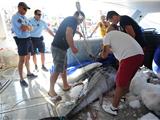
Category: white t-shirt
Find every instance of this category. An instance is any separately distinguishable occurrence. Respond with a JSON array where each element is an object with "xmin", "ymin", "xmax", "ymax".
[{"xmin": 103, "ymin": 31, "xmax": 144, "ymax": 61}]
